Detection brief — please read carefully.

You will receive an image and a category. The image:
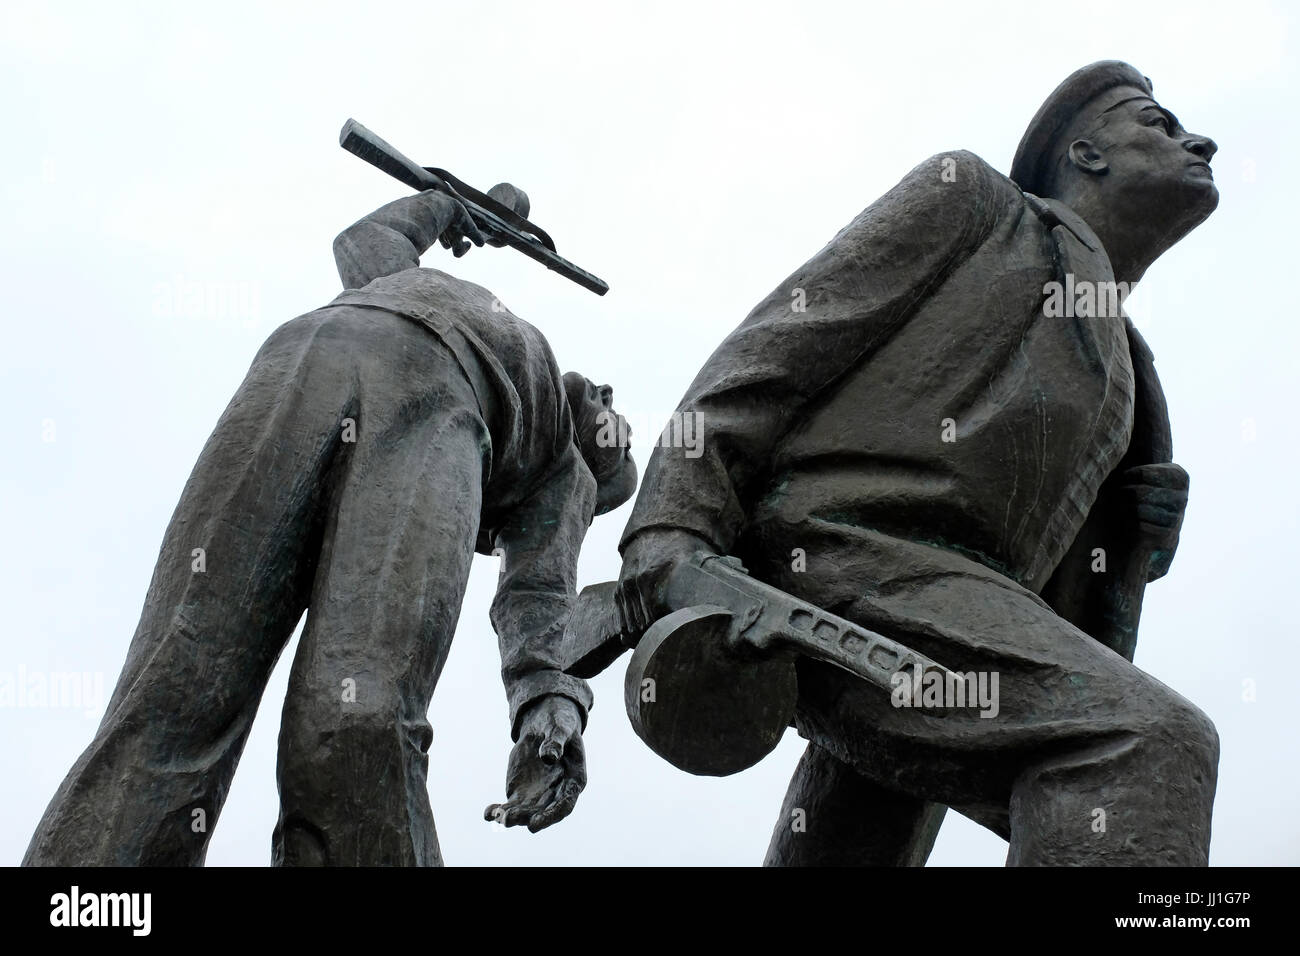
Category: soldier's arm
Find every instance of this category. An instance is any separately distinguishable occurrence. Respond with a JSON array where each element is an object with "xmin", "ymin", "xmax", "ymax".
[
  {"xmin": 332, "ymin": 190, "xmax": 484, "ymax": 289},
  {"xmin": 617, "ymin": 152, "xmax": 1017, "ymax": 627},
  {"xmin": 489, "ymin": 441, "xmax": 598, "ymax": 739},
  {"xmin": 620, "ymin": 151, "xmax": 1013, "ymax": 559}
]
